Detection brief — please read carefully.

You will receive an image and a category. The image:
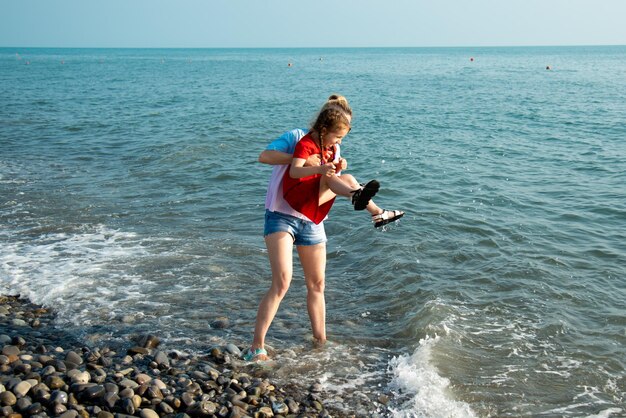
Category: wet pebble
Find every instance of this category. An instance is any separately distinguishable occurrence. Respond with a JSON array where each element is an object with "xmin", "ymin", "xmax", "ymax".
[
  {"xmin": 13, "ymin": 380, "xmax": 32, "ymax": 397},
  {"xmin": 210, "ymin": 317, "xmax": 229, "ymax": 329},
  {"xmin": 66, "ymin": 350, "xmax": 83, "ymax": 365},
  {"xmin": 0, "ymin": 391, "xmax": 17, "ymax": 406},
  {"xmin": 140, "ymin": 408, "xmax": 160, "ymax": 418},
  {"xmin": 50, "ymin": 390, "xmax": 69, "ymax": 404},
  {"xmin": 0, "ymin": 295, "xmax": 373, "ymax": 417}
]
